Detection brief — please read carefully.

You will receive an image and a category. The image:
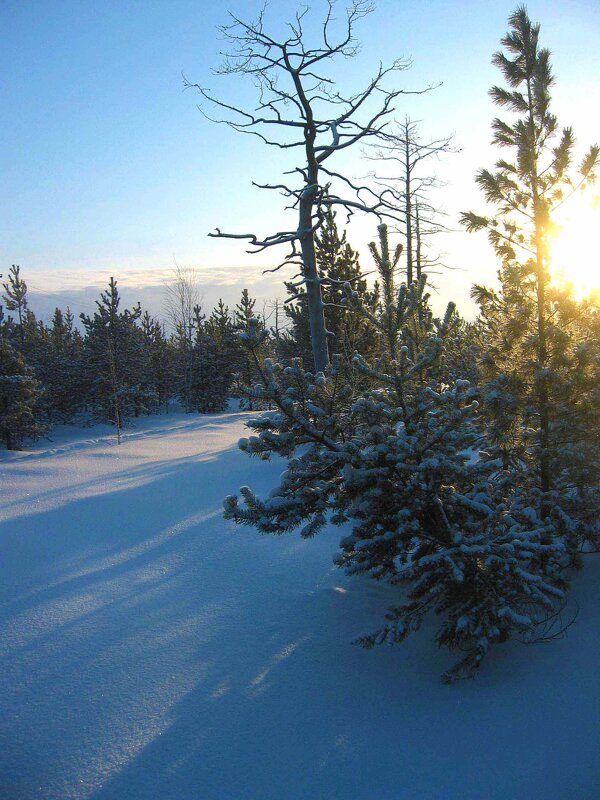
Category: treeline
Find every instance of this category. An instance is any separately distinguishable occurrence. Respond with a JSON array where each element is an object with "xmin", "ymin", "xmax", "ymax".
[
  {"xmin": 0, "ymin": 267, "xmax": 254, "ymax": 448},
  {"xmin": 0, "ymin": 212, "xmax": 387, "ymax": 449}
]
